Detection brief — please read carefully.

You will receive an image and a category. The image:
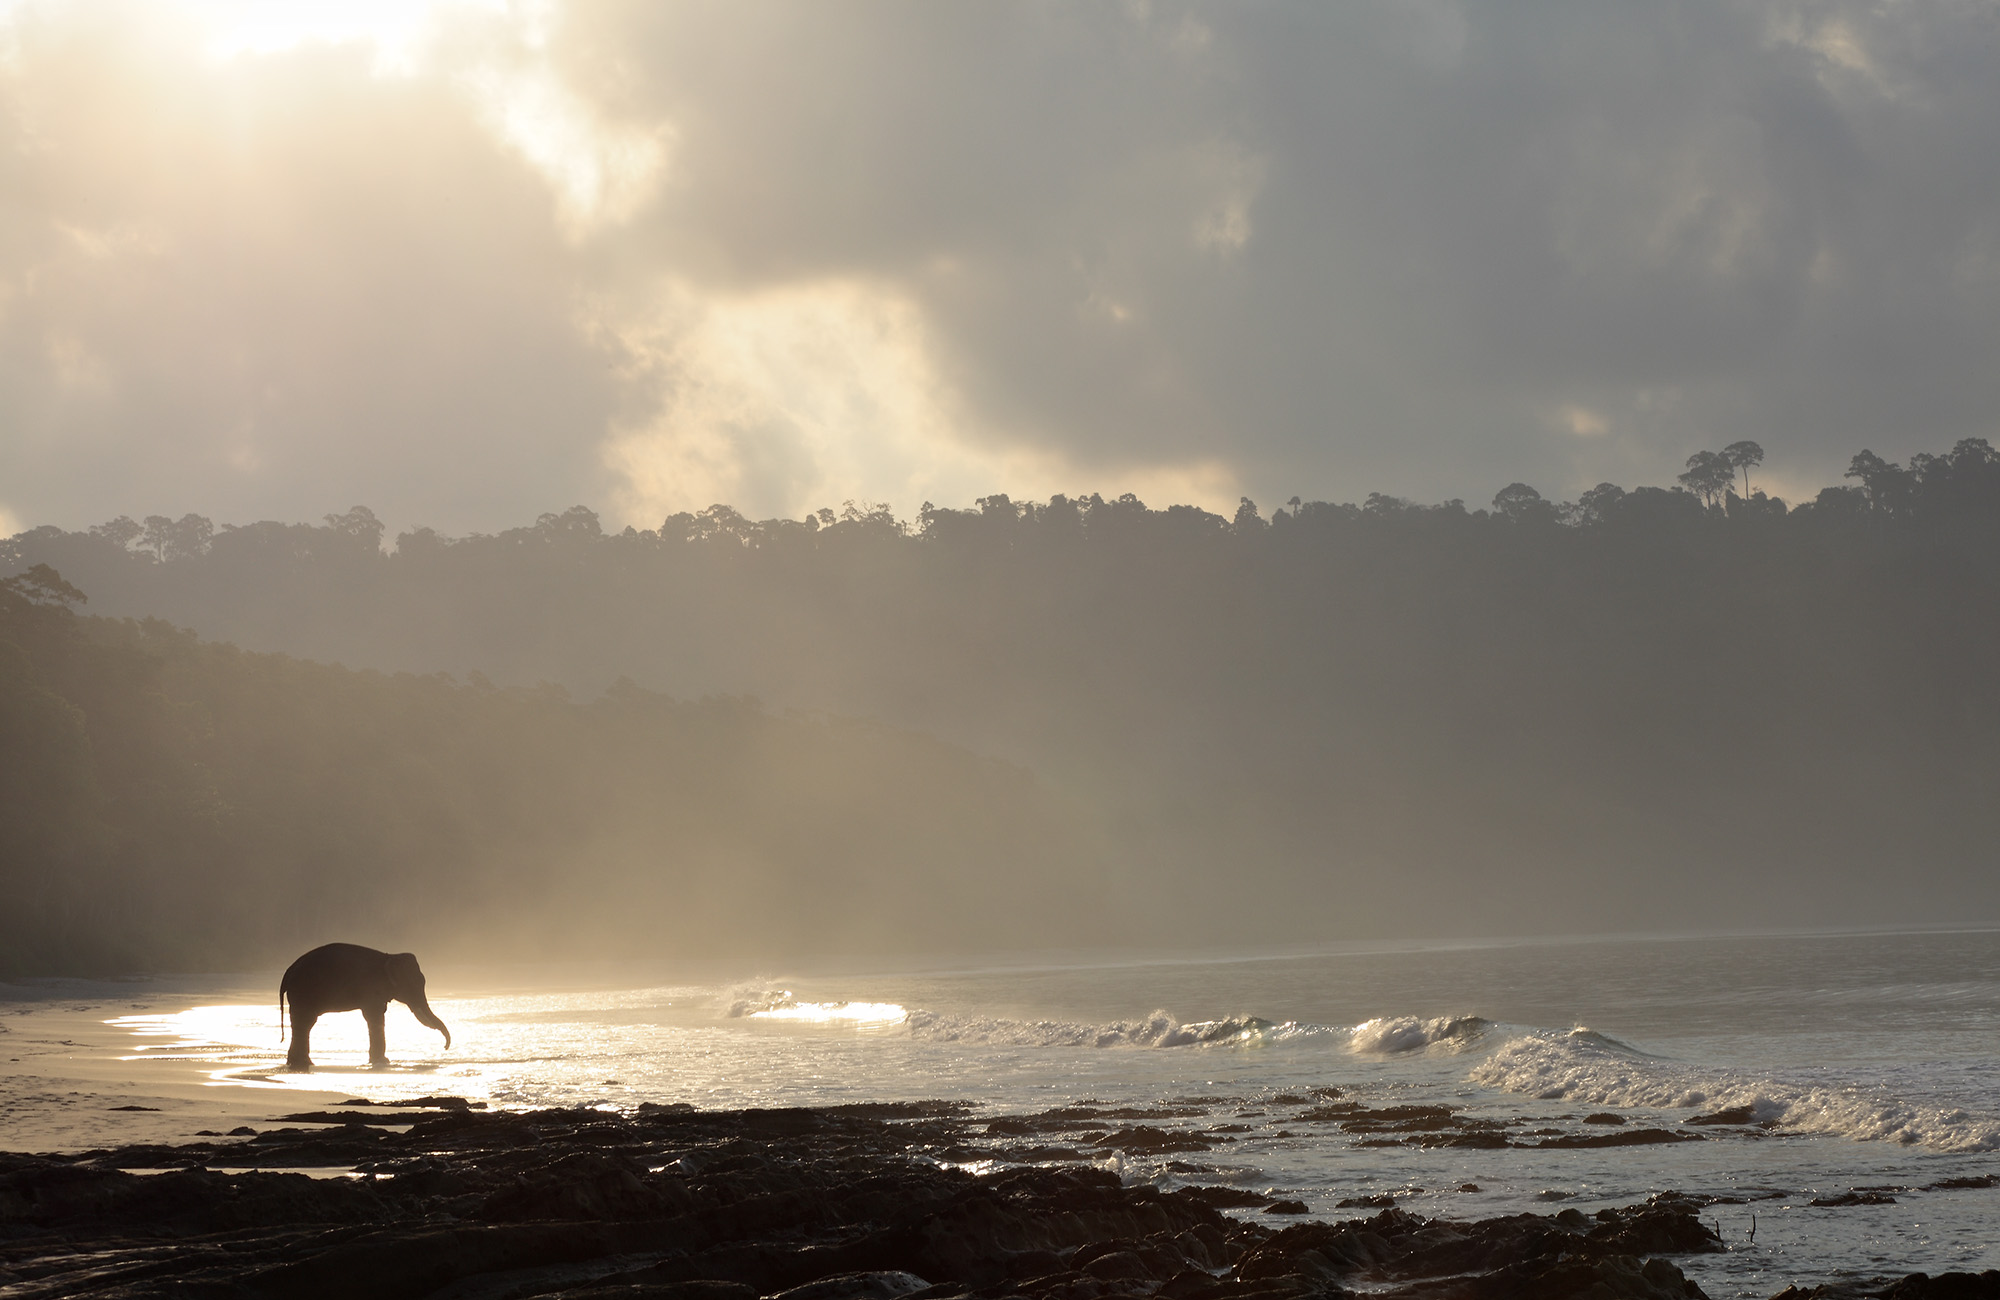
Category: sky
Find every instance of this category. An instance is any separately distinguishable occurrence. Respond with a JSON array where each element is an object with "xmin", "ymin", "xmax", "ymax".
[{"xmin": 2, "ymin": 0, "xmax": 1997, "ymax": 539}]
